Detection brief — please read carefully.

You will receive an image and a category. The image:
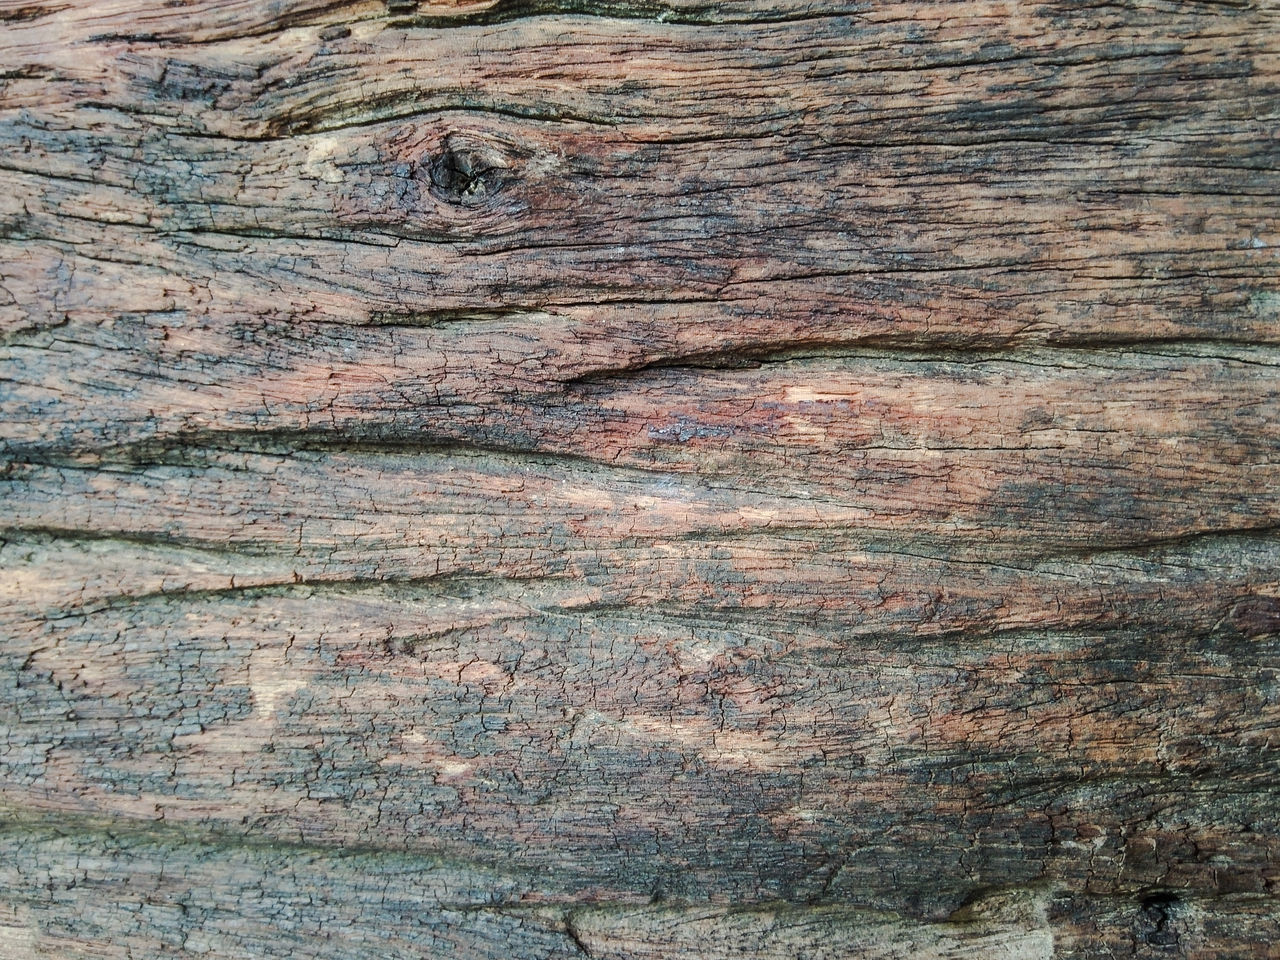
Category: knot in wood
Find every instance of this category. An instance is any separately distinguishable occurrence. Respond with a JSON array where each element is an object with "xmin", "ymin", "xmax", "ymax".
[
  {"xmin": 1137, "ymin": 893, "xmax": 1185, "ymax": 948},
  {"xmin": 425, "ymin": 135, "xmax": 512, "ymax": 206}
]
